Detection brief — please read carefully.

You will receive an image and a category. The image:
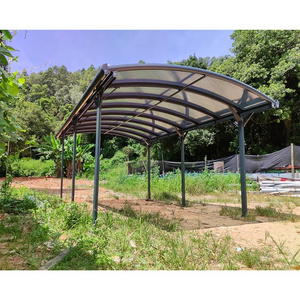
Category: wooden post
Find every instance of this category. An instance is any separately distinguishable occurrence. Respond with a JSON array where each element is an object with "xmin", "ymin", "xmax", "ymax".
[{"xmin": 291, "ymin": 143, "xmax": 295, "ymax": 179}]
